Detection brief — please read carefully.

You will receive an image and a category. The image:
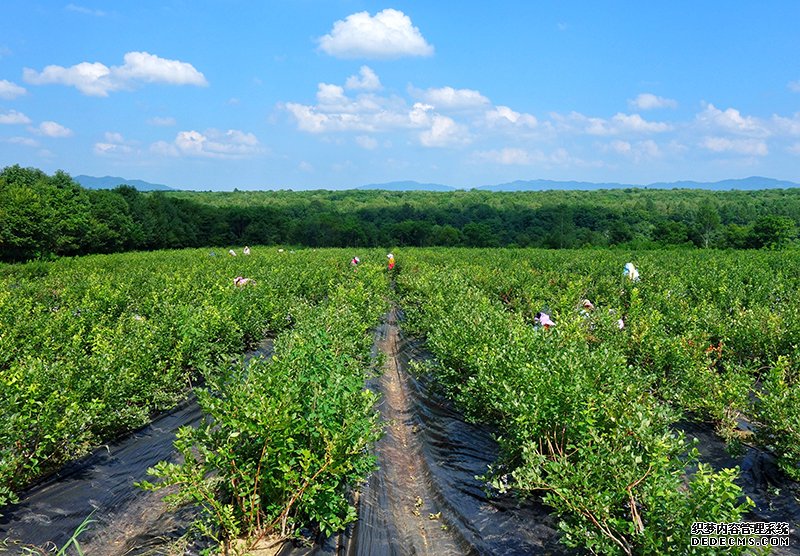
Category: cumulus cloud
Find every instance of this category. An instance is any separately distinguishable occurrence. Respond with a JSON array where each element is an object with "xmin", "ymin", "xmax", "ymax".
[
  {"xmin": 151, "ymin": 129, "xmax": 262, "ymax": 159},
  {"xmin": 345, "ymin": 66, "xmax": 382, "ymax": 91},
  {"xmin": 612, "ymin": 113, "xmax": 672, "ymax": 133},
  {"xmin": 94, "ymin": 131, "xmax": 135, "ymax": 156},
  {"xmin": 94, "ymin": 142, "xmax": 133, "ymax": 156},
  {"xmin": 315, "ymin": 83, "xmax": 353, "ymax": 111},
  {"xmin": 411, "ymin": 86, "xmax": 489, "ymax": 110},
  {"xmin": 629, "ymin": 93, "xmax": 677, "ymax": 110},
  {"xmin": 606, "ymin": 139, "xmax": 662, "ymax": 161},
  {"xmin": 770, "ymin": 113, "xmax": 800, "ymax": 137},
  {"xmin": 0, "ymin": 109, "xmax": 31, "ymax": 124},
  {"xmin": 419, "ymin": 114, "xmax": 469, "ymax": 147},
  {"xmin": 485, "ymin": 105, "xmax": 538, "ymax": 129},
  {"xmin": 23, "ymin": 51, "xmax": 208, "ymax": 96},
  {"xmin": 700, "ymin": 136, "xmax": 768, "ymax": 156},
  {"xmin": 284, "ymin": 77, "xmax": 423, "ymax": 134},
  {"xmin": 551, "ymin": 111, "xmax": 671, "ymax": 135},
  {"xmin": 551, "ymin": 111, "xmax": 614, "ymax": 135},
  {"xmin": 285, "ymin": 86, "xmax": 471, "ymax": 148},
  {"xmin": 318, "ymin": 9, "xmax": 434, "ymax": 59},
  {"xmin": 33, "ymin": 121, "xmax": 73, "ymax": 137},
  {"xmin": 0, "ymin": 79, "xmax": 26, "ymax": 100},
  {"xmin": 695, "ymin": 103, "xmax": 768, "ymax": 137}
]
